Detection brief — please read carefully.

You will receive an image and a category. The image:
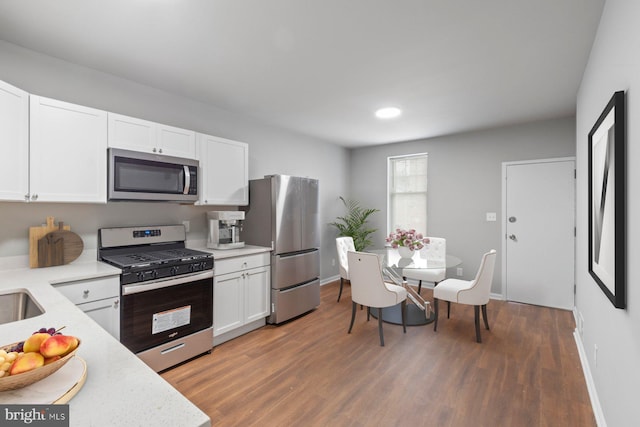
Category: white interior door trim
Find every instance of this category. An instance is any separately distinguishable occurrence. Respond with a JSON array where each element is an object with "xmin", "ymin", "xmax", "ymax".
[{"xmin": 500, "ymin": 156, "xmax": 576, "ymax": 299}]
